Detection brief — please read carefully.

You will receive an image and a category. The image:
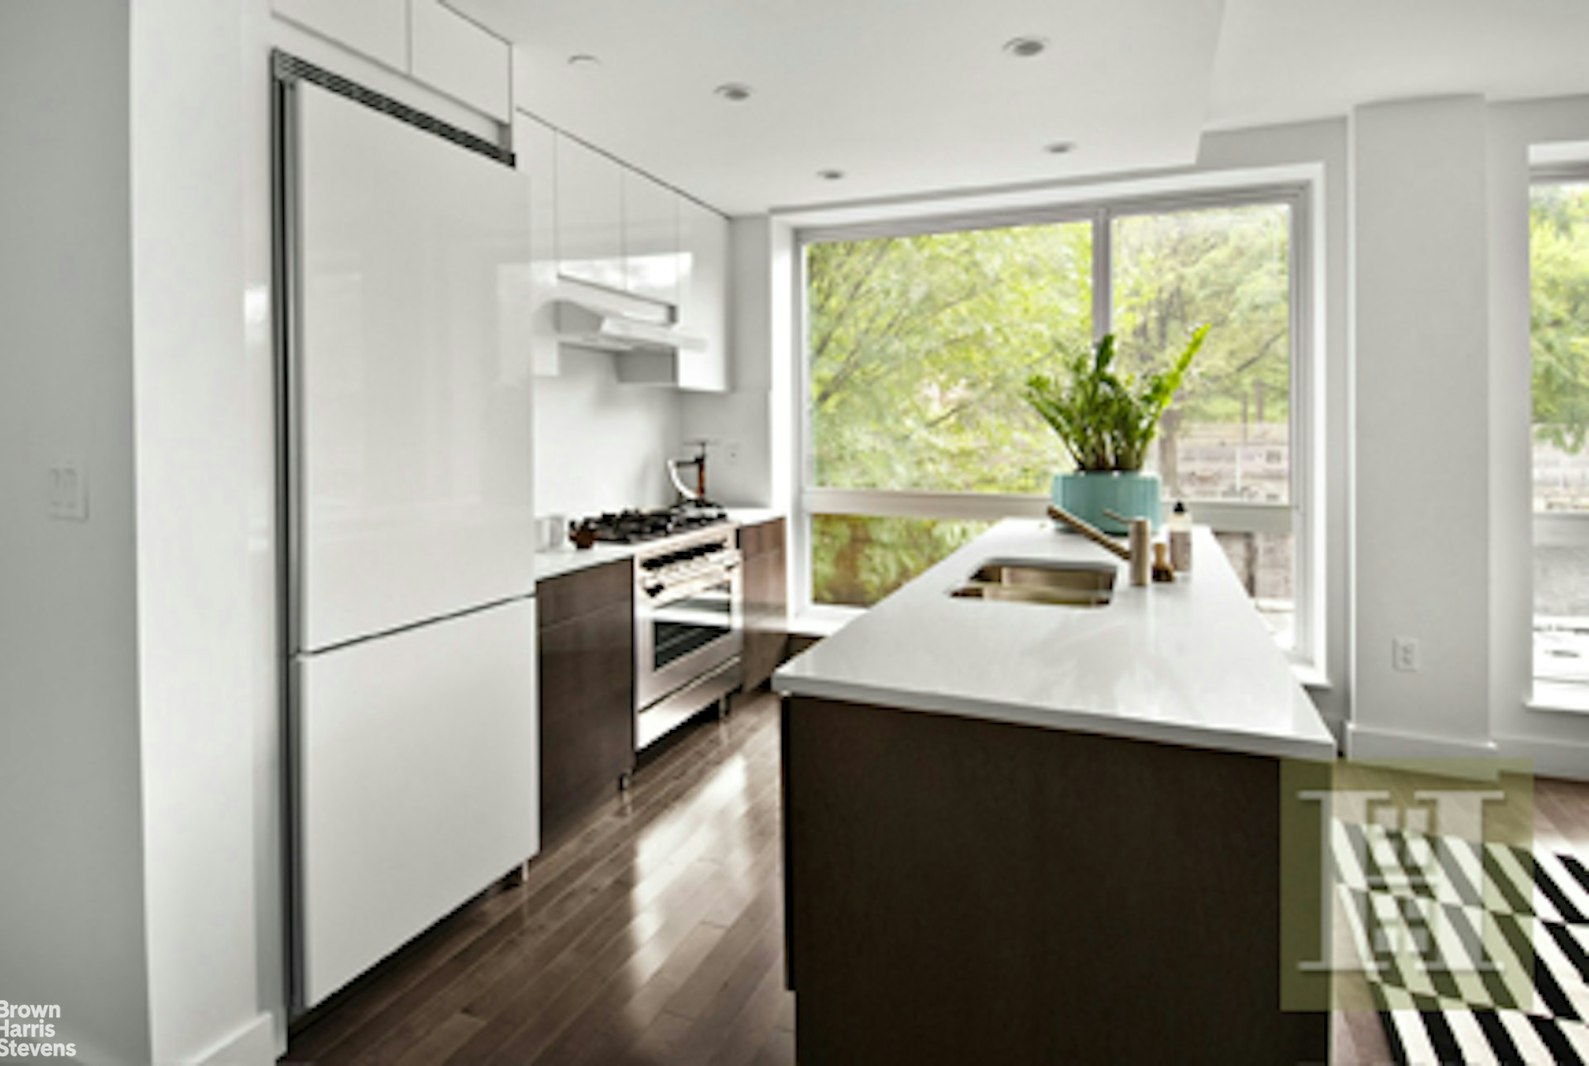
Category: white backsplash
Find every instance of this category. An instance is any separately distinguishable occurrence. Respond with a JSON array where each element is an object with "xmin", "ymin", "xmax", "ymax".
[{"xmin": 533, "ymin": 350, "xmax": 682, "ymax": 518}]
